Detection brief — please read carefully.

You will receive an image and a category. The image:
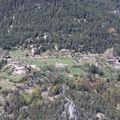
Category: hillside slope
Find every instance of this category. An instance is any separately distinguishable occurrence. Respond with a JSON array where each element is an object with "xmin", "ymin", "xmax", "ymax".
[{"xmin": 0, "ymin": 0, "xmax": 120, "ymax": 53}]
